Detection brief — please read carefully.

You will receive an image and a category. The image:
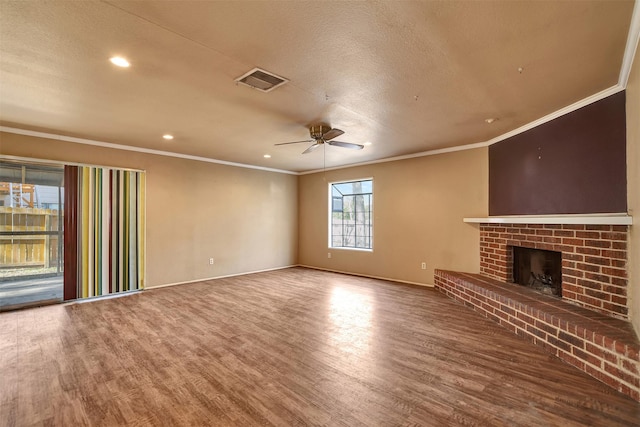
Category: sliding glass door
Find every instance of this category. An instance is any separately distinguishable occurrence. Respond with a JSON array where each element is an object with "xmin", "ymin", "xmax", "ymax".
[
  {"xmin": 0, "ymin": 161, "xmax": 64, "ymax": 310},
  {"xmin": 0, "ymin": 160, "xmax": 146, "ymax": 310}
]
